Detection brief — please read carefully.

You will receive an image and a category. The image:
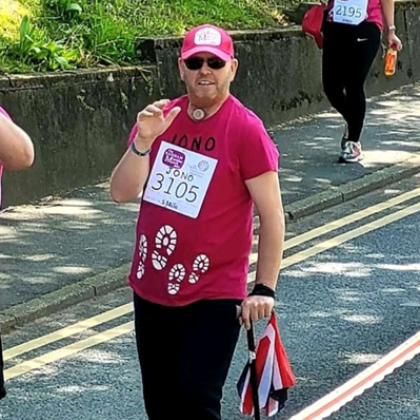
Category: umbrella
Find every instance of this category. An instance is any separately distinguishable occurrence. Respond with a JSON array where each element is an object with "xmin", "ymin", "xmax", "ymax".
[{"xmin": 237, "ymin": 311, "xmax": 296, "ymax": 418}]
